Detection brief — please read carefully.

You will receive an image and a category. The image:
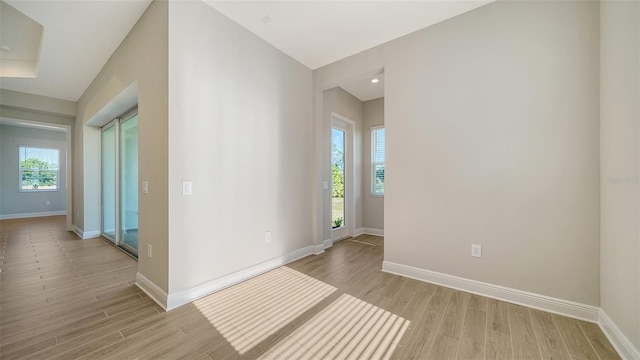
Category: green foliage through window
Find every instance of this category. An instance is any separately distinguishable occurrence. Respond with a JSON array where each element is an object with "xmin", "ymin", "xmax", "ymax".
[
  {"xmin": 19, "ymin": 147, "xmax": 59, "ymax": 190},
  {"xmin": 371, "ymin": 127, "xmax": 385, "ymax": 196}
]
